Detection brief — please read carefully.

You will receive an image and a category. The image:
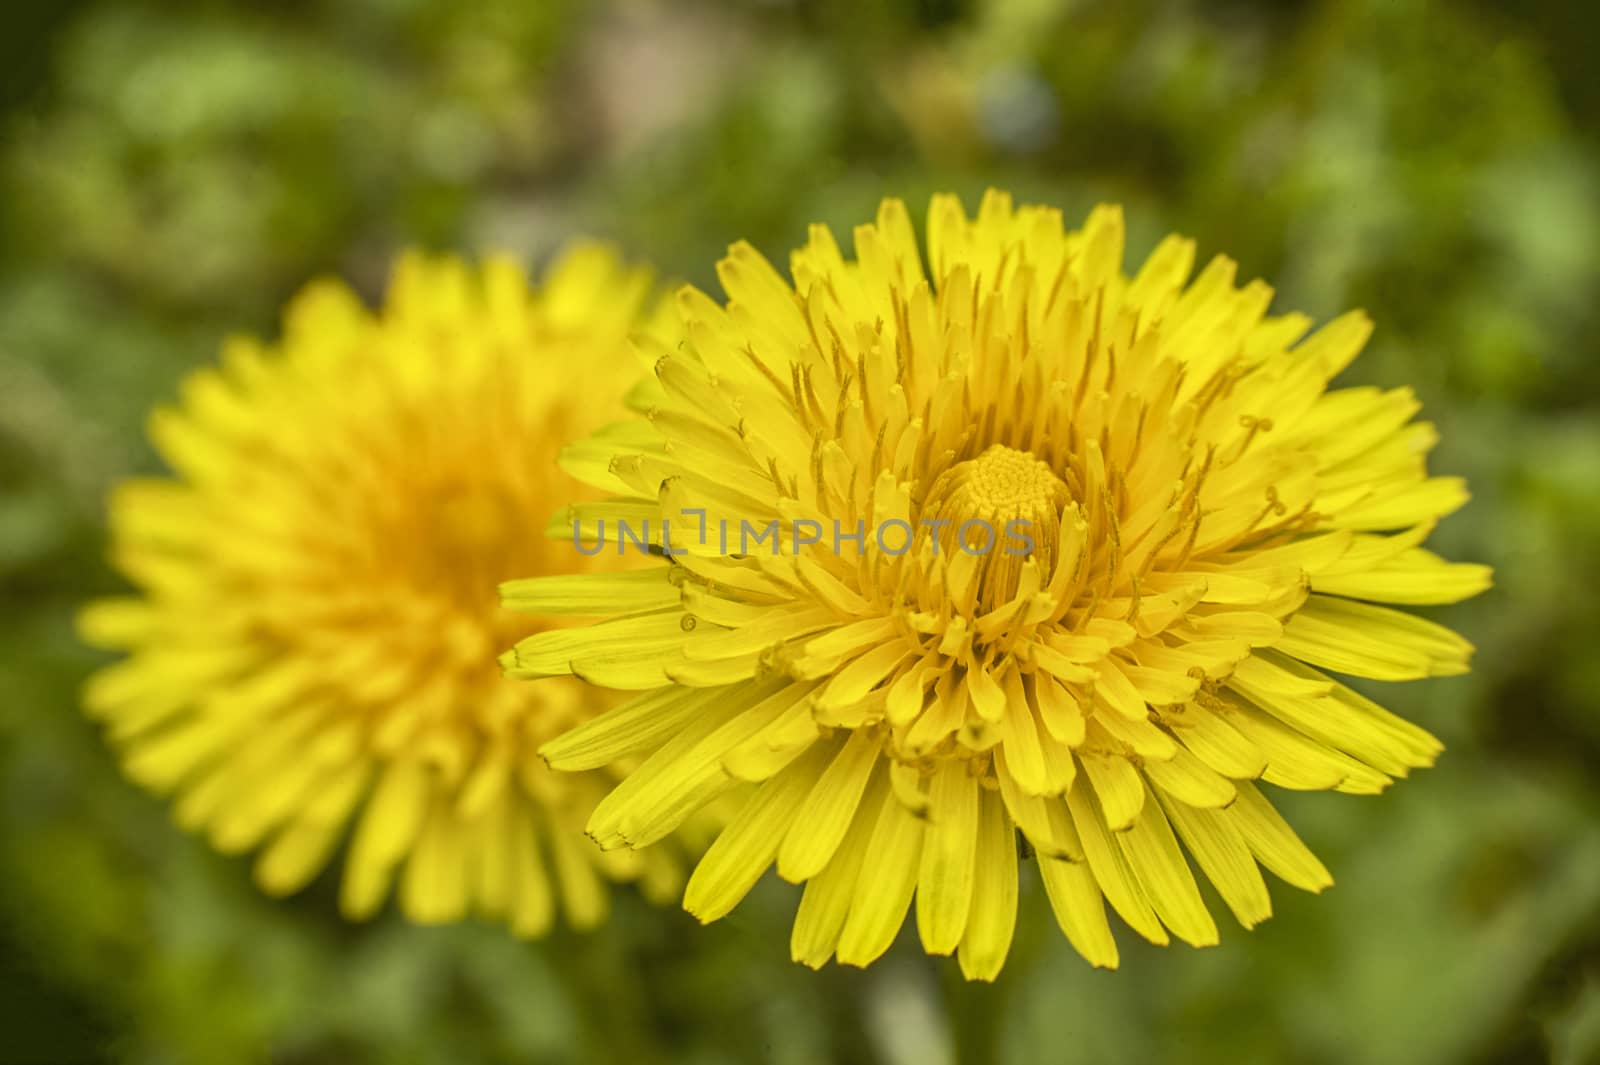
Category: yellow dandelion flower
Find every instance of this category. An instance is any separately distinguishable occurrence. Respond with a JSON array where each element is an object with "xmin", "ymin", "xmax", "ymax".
[
  {"xmin": 79, "ymin": 243, "xmax": 685, "ymax": 935},
  {"xmin": 505, "ymin": 191, "xmax": 1492, "ymax": 979}
]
